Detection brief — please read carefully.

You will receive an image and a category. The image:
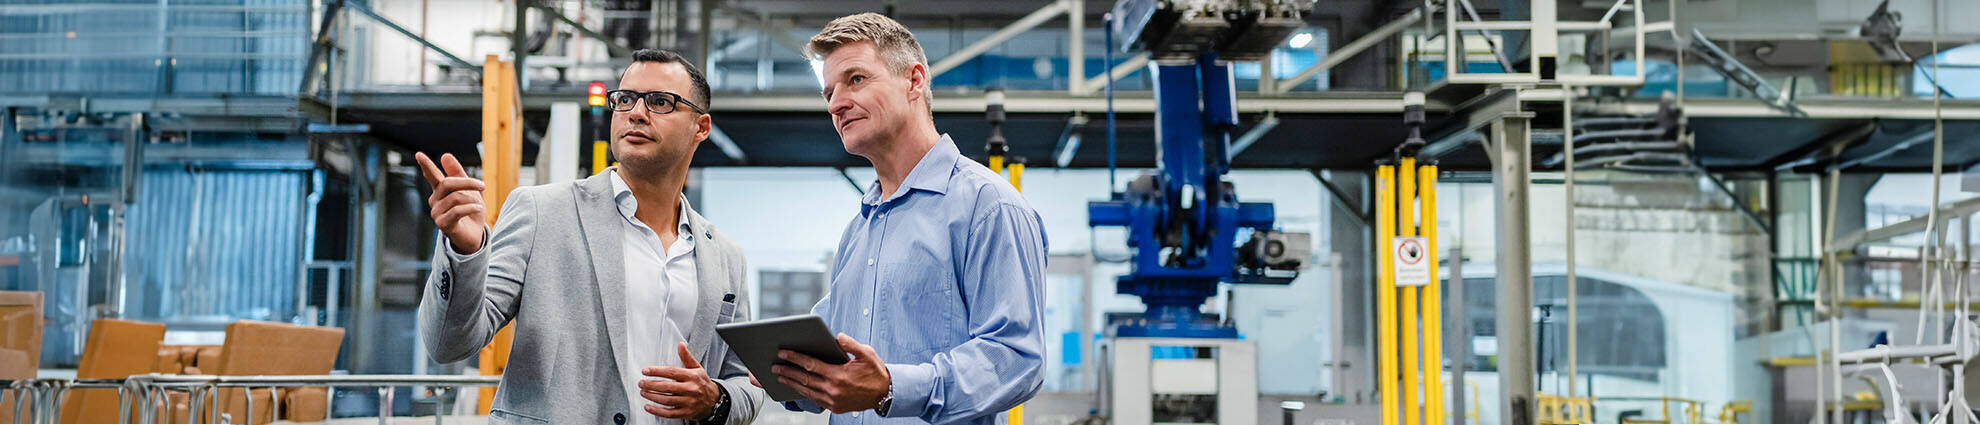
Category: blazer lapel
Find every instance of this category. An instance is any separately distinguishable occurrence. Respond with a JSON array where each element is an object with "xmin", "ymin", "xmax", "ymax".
[
  {"xmin": 684, "ymin": 207, "xmax": 726, "ymax": 362},
  {"xmin": 575, "ymin": 171, "xmax": 630, "ymax": 374}
]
